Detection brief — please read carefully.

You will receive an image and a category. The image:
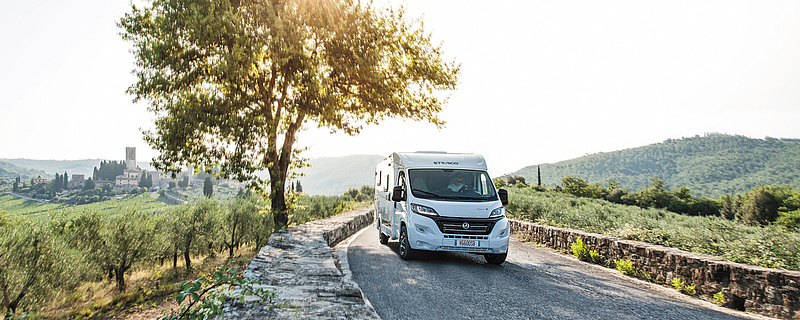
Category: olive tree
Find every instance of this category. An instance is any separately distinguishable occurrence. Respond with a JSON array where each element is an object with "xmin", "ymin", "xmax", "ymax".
[
  {"xmin": 67, "ymin": 208, "xmax": 157, "ymax": 290},
  {"xmin": 0, "ymin": 222, "xmax": 68, "ymax": 318},
  {"xmin": 120, "ymin": 0, "xmax": 459, "ymax": 227}
]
